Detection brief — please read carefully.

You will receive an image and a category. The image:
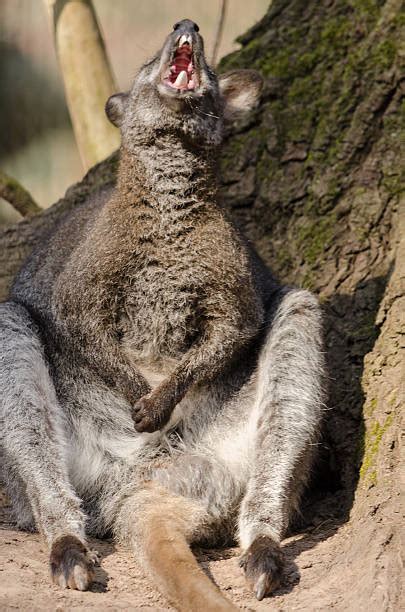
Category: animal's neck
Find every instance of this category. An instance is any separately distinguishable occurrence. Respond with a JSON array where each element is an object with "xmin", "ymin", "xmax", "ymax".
[{"xmin": 117, "ymin": 135, "xmax": 218, "ymax": 212}]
